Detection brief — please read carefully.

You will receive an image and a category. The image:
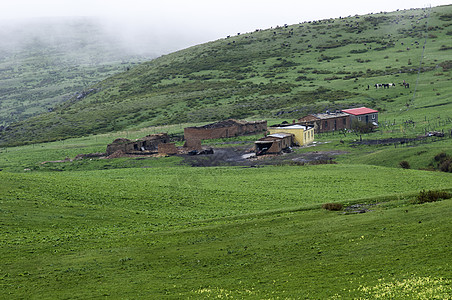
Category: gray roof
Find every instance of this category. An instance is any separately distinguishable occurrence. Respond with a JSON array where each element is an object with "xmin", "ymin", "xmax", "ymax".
[{"xmin": 313, "ymin": 112, "xmax": 349, "ymax": 120}]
